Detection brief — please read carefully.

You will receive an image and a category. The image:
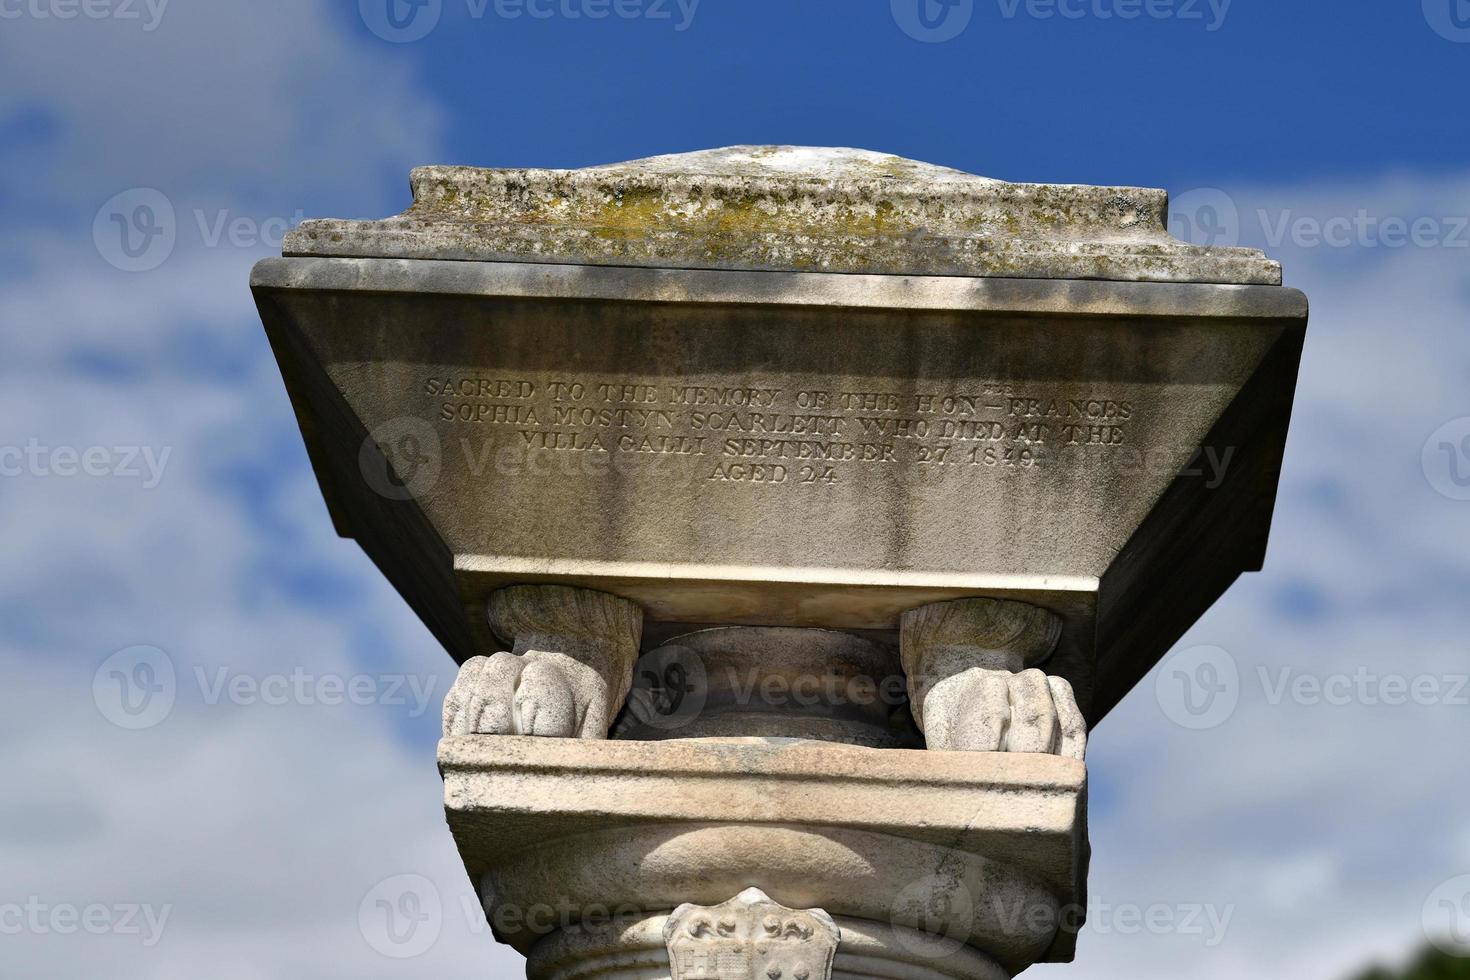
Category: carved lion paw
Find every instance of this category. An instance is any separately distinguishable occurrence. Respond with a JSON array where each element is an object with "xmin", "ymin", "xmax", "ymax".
[
  {"xmin": 921, "ymin": 667, "xmax": 1086, "ymax": 759},
  {"xmin": 443, "ymin": 651, "xmax": 604, "ymax": 738}
]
